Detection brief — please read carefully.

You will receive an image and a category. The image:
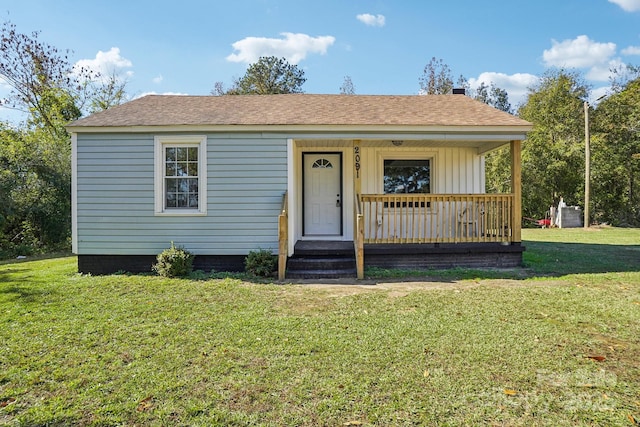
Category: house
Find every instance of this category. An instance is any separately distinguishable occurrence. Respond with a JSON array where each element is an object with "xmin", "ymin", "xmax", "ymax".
[{"xmin": 68, "ymin": 94, "xmax": 532, "ymax": 279}]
